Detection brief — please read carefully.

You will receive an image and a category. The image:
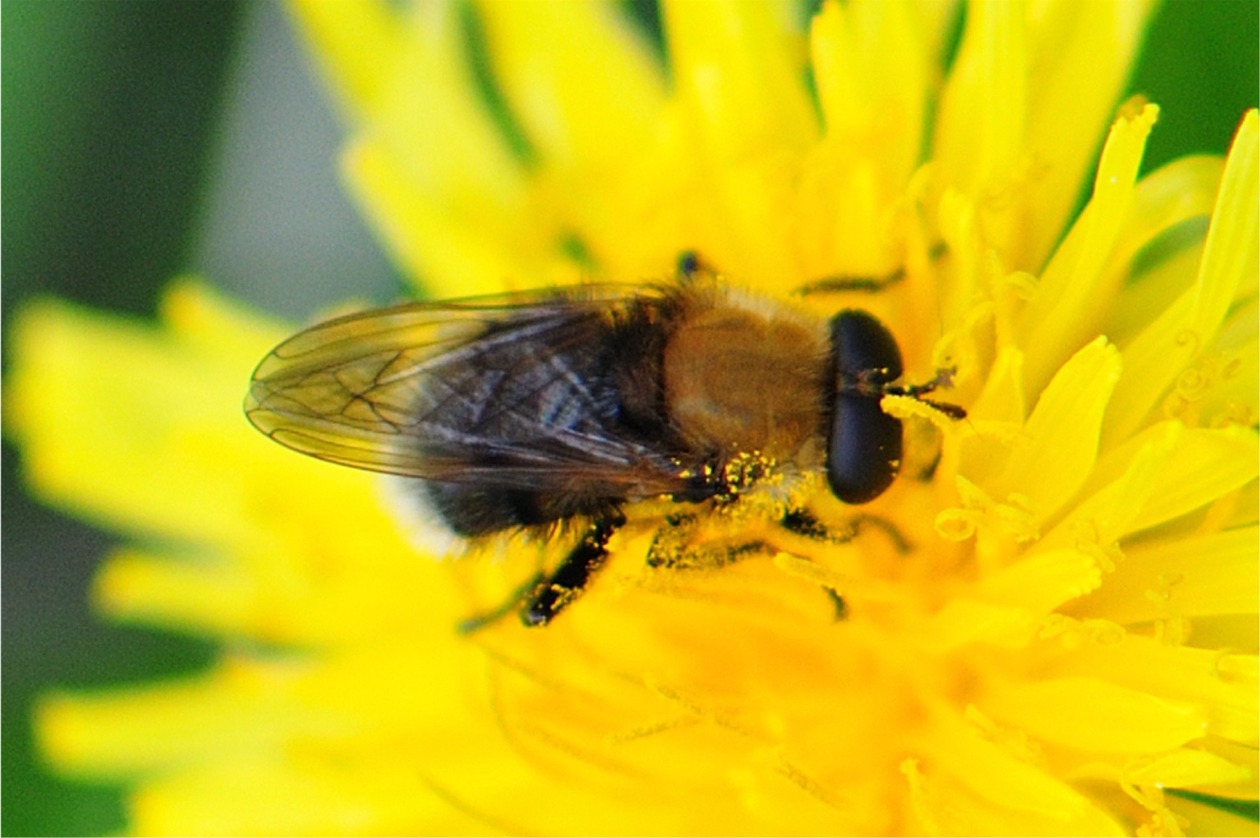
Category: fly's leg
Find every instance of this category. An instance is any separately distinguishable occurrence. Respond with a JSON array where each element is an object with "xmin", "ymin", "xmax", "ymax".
[
  {"xmin": 825, "ymin": 589, "xmax": 849, "ymax": 621},
  {"xmin": 458, "ymin": 572, "xmax": 545, "ymax": 634},
  {"xmin": 779, "ymin": 508, "xmax": 913, "ymax": 620},
  {"xmin": 457, "ymin": 510, "xmax": 626, "ymax": 632},
  {"xmin": 679, "ymin": 247, "xmax": 908, "ymax": 295},
  {"xmin": 520, "ymin": 510, "xmax": 627, "ymax": 627},
  {"xmin": 646, "ymin": 513, "xmax": 770, "ymax": 570},
  {"xmin": 781, "ymin": 508, "xmax": 911, "ymax": 554},
  {"xmin": 646, "ymin": 513, "xmax": 699, "ymax": 568},
  {"xmin": 794, "ymin": 243, "xmax": 947, "ymax": 296},
  {"xmin": 676, "ymin": 250, "xmax": 716, "ymax": 281}
]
